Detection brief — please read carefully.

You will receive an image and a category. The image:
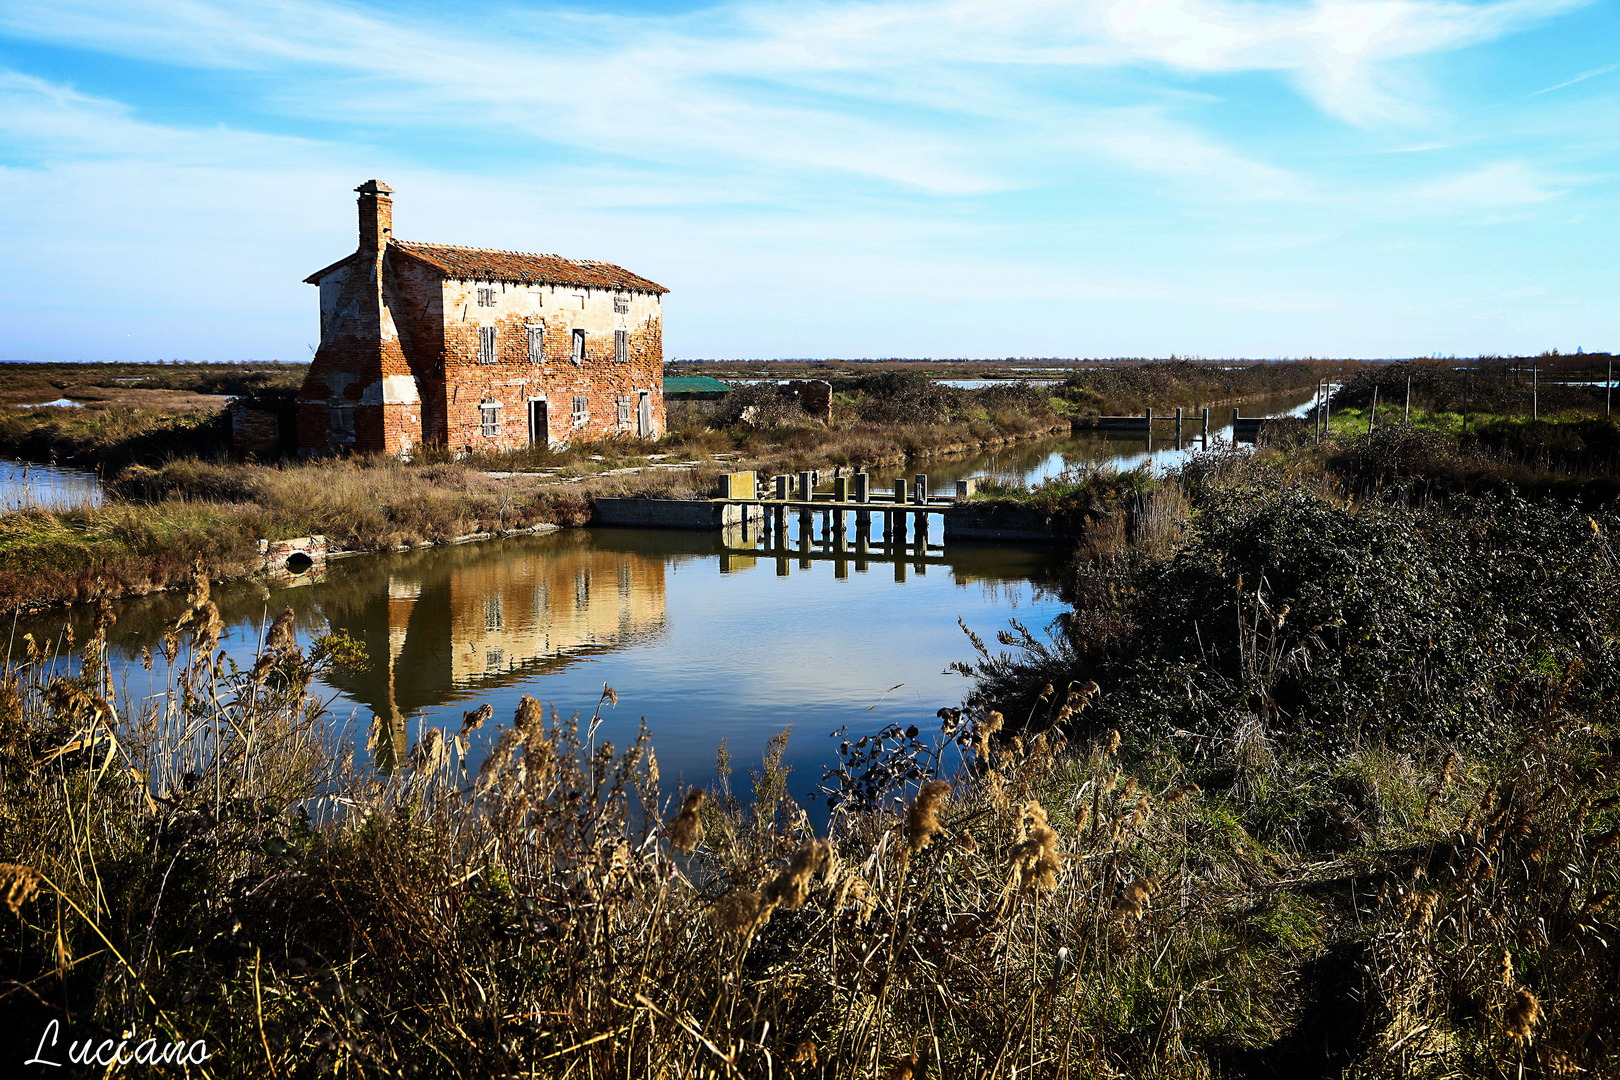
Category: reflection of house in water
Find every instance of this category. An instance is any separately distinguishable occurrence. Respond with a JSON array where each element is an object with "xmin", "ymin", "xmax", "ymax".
[{"xmin": 318, "ymin": 537, "xmax": 667, "ymax": 769}]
